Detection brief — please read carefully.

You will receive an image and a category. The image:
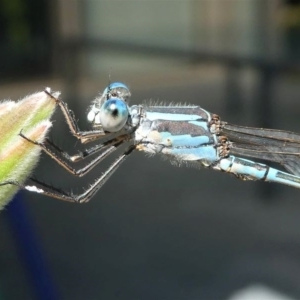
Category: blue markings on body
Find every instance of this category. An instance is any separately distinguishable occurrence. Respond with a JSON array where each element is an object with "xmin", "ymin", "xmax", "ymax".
[
  {"xmin": 137, "ymin": 104, "xmax": 300, "ymax": 190},
  {"xmin": 159, "ymin": 132, "xmax": 210, "ymax": 147},
  {"xmin": 146, "ymin": 112, "xmax": 205, "ymax": 122}
]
